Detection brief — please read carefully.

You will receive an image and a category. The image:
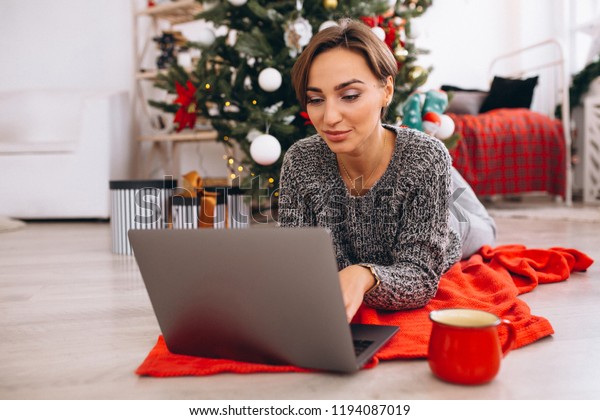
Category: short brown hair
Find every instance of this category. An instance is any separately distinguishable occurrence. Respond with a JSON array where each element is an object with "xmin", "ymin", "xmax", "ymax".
[{"xmin": 291, "ymin": 19, "xmax": 398, "ymax": 116}]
